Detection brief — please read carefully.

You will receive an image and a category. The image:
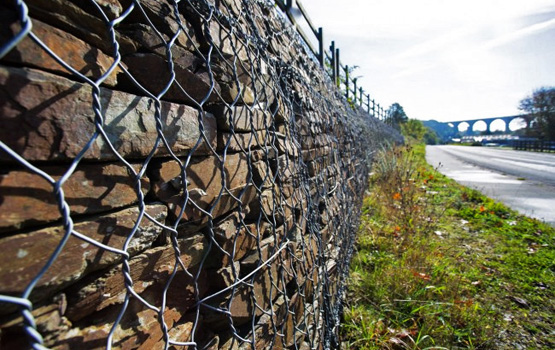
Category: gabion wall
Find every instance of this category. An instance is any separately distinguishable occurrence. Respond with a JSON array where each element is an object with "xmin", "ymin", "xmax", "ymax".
[{"xmin": 0, "ymin": 0, "xmax": 402, "ymax": 349}]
